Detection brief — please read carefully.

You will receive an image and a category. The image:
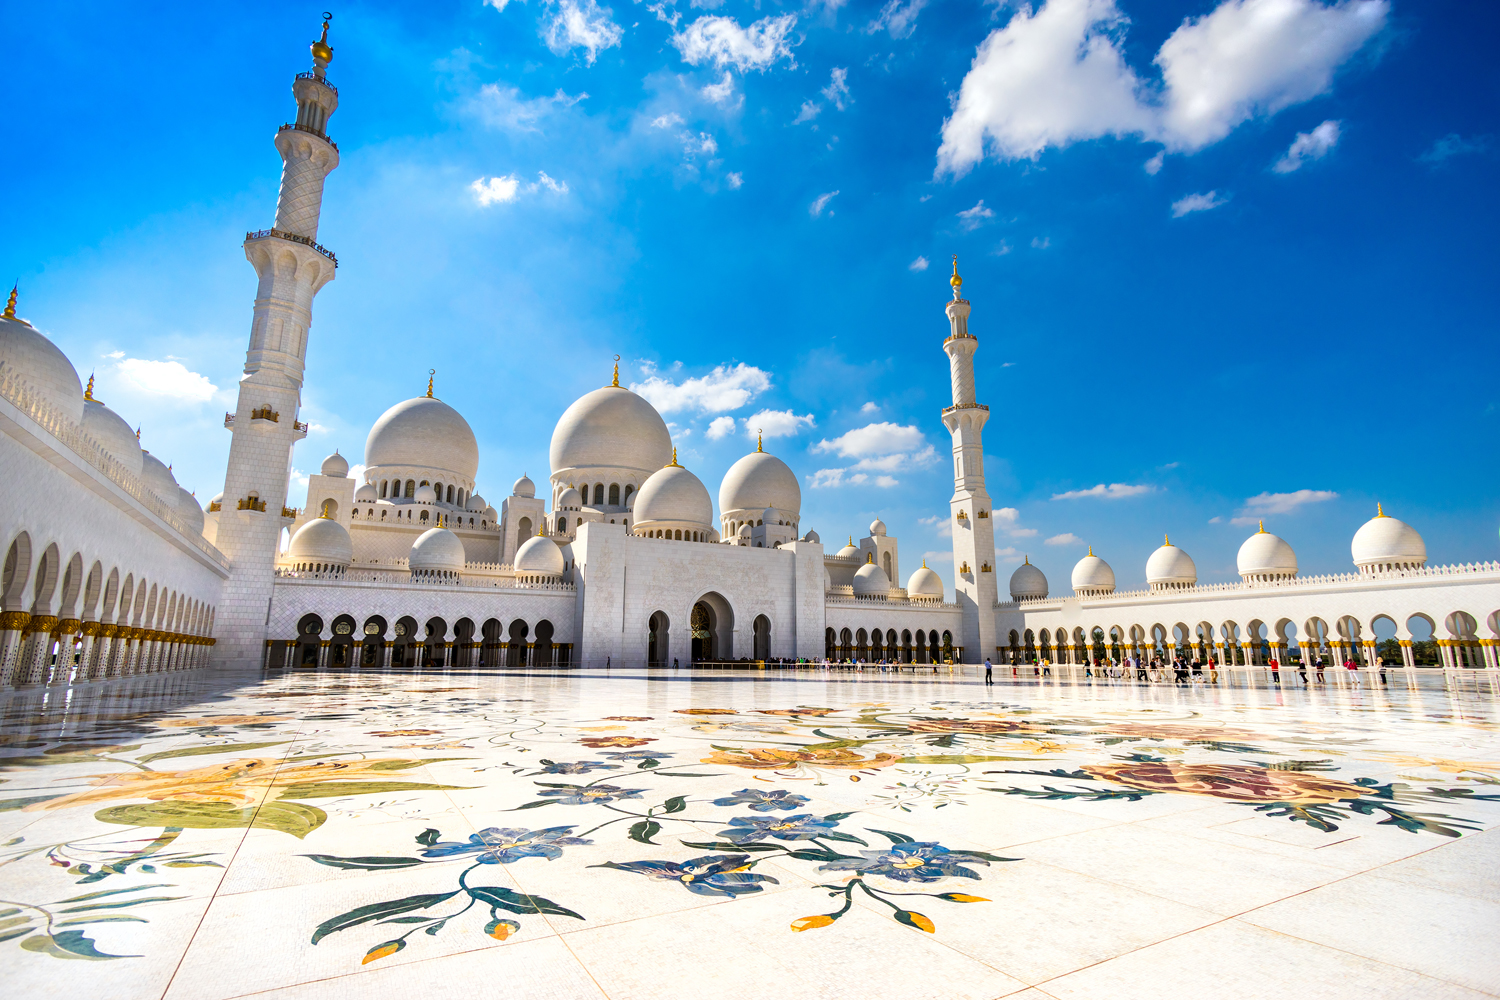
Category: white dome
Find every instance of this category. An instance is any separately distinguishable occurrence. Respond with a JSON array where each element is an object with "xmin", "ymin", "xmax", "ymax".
[
  {"xmin": 803, "ymin": 528, "xmax": 820, "ymax": 544},
  {"xmin": 907, "ymin": 563, "xmax": 944, "ymax": 598},
  {"xmin": 414, "ymin": 484, "xmax": 437, "ymax": 504},
  {"xmin": 836, "ymin": 538, "xmax": 860, "ymax": 559},
  {"xmin": 410, "ymin": 527, "xmax": 466, "ymax": 573},
  {"xmin": 556, "ymin": 487, "xmax": 582, "ymax": 510},
  {"xmin": 321, "ymin": 451, "xmax": 349, "ymax": 477},
  {"xmin": 513, "ymin": 475, "xmax": 535, "ymax": 498},
  {"xmin": 719, "ymin": 449, "xmax": 801, "ymax": 516},
  {"xmin": 465, "ymin": 493, "xmax": 487, "ymax": 511},
  {"xmin": 550, "ymin": 384, "xmax": 672, "ymax": 479},
  {"xmin": 176, "ymin": 487, "xmax": 205, "ymax": 535},
  {"xmin": 288, "ymin": 516, "xmax": 353, "ymax": 566},
  {"xmin": 633, "ymin": 462, "xmax": 713, "ymax": 529},
  {"xmin": 515, "ymin": 533, "xmax": 566, "ymax": 577},
  {"xmin": 1352, "ymin": 507, "xmax": 1426, "ymax": 571},
  {"xmin": 0, "ymin": 310, "xmax": 84, "ymax": 424},
  {"xmin": 869, "ymin": 518, "xmax": 887, "ymax": 537},
  {"xmin": 1146, "ymin": 537, "xmax": 1197, "ymax": 589},
  {"xmin": 81, "ymin": 398, "xmax": 143, "ymax": 477},
  {"xmin": 140, "ymin": 451, "xmax": 178, "ymax": 505},
  {"xmin": 852, "ymin": 556, "xmax": 891, "ymax": 597},
  {"xmin": 1009, "ymin": 558, "xmax": 1048, "ymax": 599},
  {"xmin": 365, "ymin": 396, "xmax": 479, "ymax": 481},
  {"xmin": 1071, "ymin": 551, "xmax": 1116, "ymax": 594},
  {"xmin": 484, "ymin": 505, "xmax": 498, "ymax": 520},
  {"xmin": 355, "ymin": 483, "xmax": 378, "ymax": 502},
  {"xmin": 1237, "ymin": 525, "xmax": 1297, "ymax": 579}
]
